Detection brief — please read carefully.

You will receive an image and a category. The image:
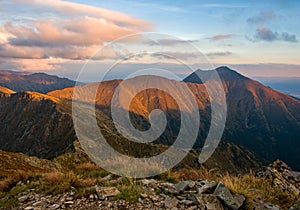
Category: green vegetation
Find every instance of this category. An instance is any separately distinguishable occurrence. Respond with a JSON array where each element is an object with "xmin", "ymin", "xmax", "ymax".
[{"xmin": 113, "ymin": 178, "xmax": 142, "ymax": 203}]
